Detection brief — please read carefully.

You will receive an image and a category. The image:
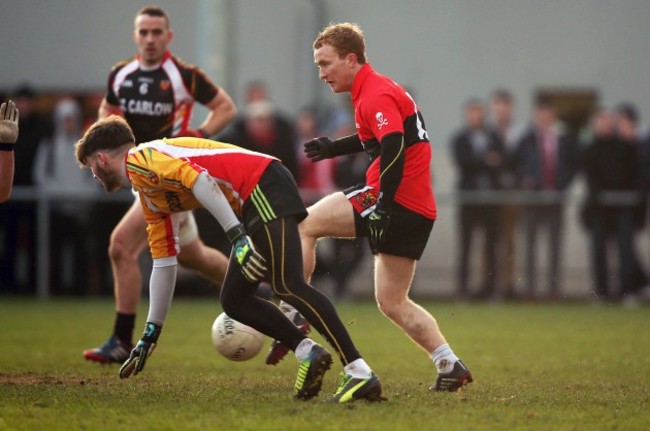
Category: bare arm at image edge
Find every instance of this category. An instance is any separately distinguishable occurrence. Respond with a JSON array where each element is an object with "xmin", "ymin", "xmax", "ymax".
[{"xmin": 0, "ymin": 100, "xmax": 20, "ymax": 202}]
